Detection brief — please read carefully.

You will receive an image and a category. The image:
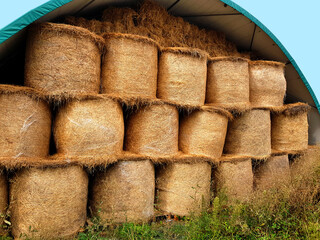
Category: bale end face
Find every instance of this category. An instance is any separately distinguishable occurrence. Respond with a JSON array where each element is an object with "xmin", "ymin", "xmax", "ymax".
[
  {"xmin": 156, "ymin": 162, "xmax": 211, "ymax": 216},
  {"xmin": 157, "ymin": 48, "xmax": 207, "ymax": 106},
  {"xmin": 91, "ymin": 160, "xmax": 155, "ymax": 223},
  {"xmin": 10, "ymin": 166, "xmax": 88, "ymax": 239}
]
